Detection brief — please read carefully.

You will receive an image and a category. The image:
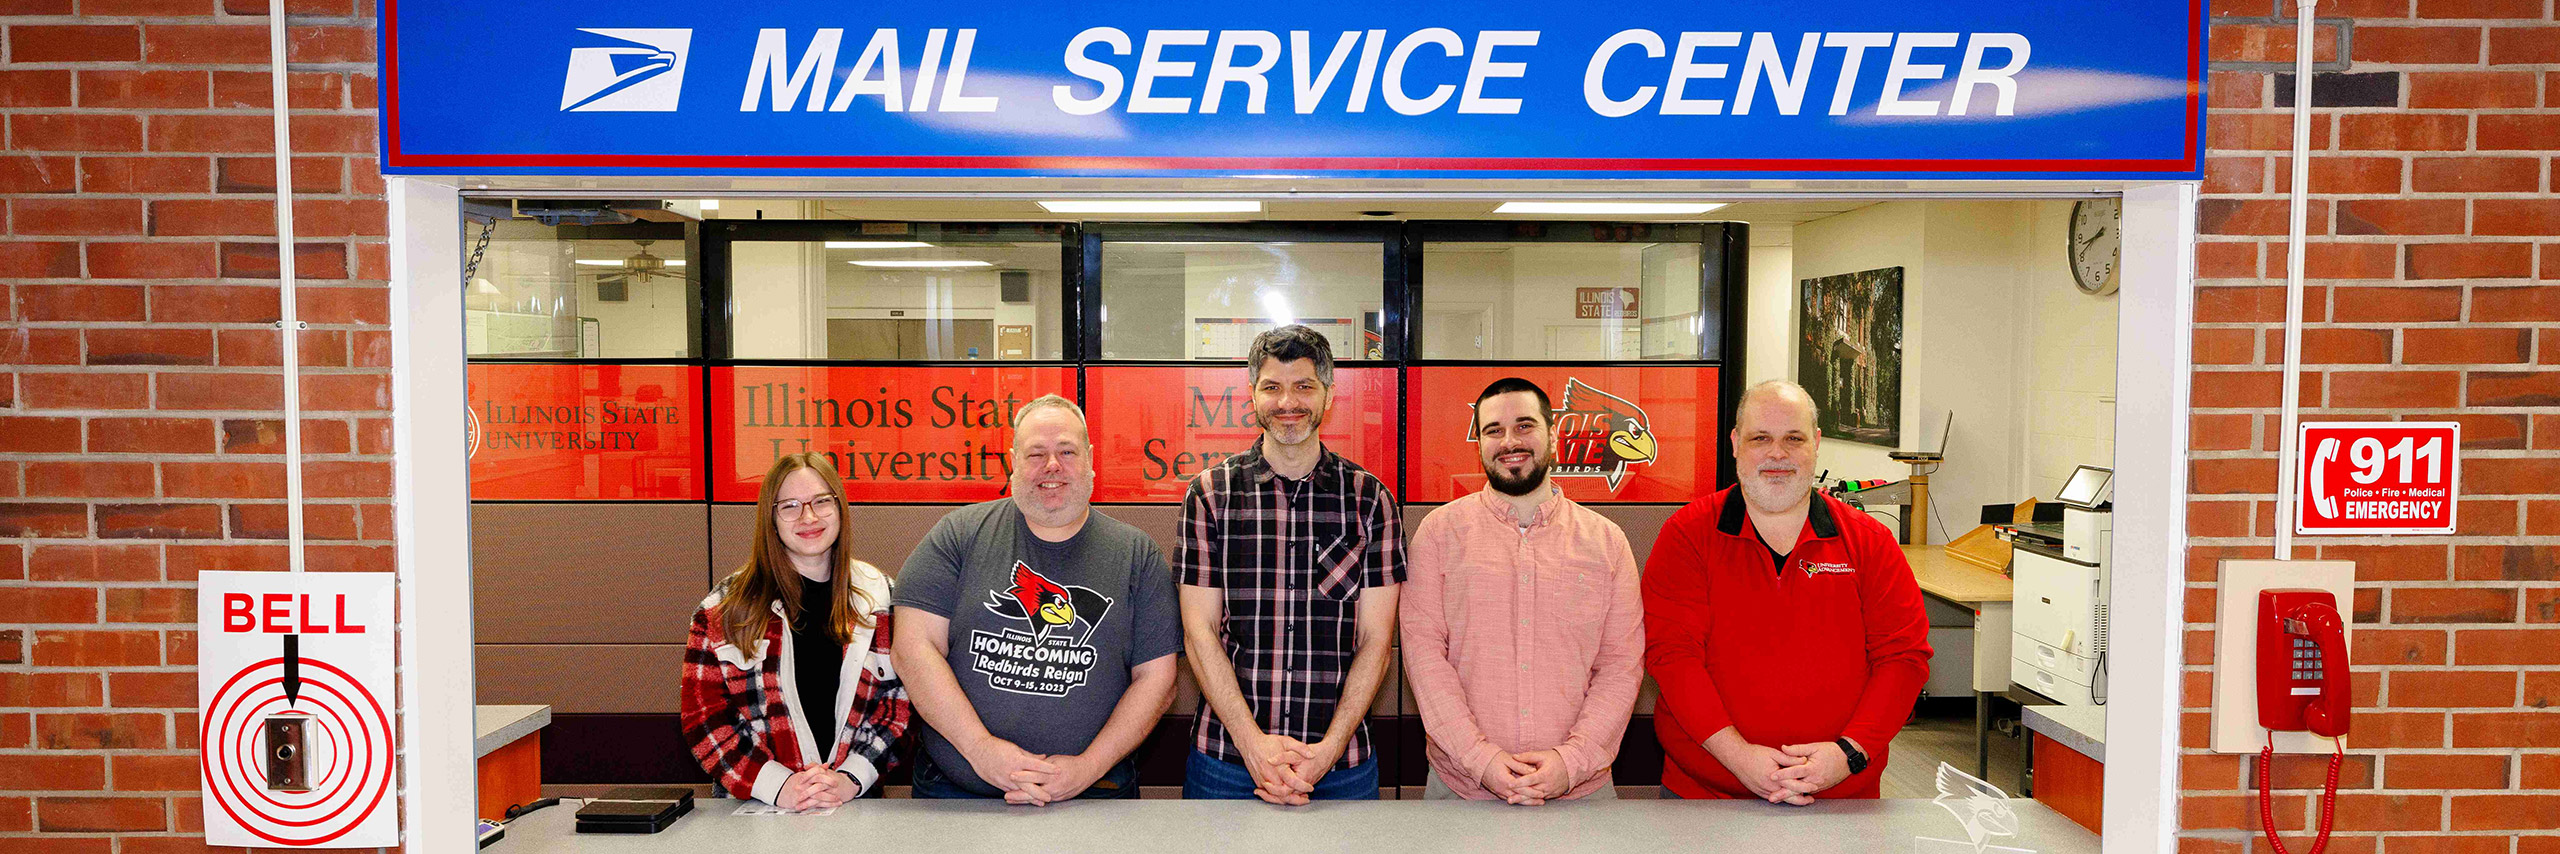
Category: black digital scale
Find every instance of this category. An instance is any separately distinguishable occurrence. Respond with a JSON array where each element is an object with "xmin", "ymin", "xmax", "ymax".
[{"xmin": 573, "ymin": 788, "xmax": 694, "ymax": 834}]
